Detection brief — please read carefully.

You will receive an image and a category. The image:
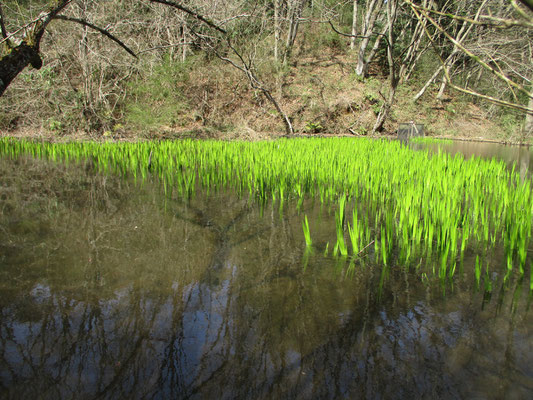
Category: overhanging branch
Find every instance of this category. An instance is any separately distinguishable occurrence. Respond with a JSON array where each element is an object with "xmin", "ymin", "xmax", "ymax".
[
  {"xmin": 33, "ymin": 0, "xmax": 73, "ymax": 46},
  {"xmin": 518, "ymin": 0, "xmax": 533, "ymax": 13},
  {"xmin": 328, "ymin": 20, "xmax": 389, "ymax": 45},
  {"xmin": 148, "ymin": 0, "xmax": 226, "ymax": 34},
  {"xmin": 407, "ymin": 0, "xmax": 533, "ymax": 115},
  {"xmin": 54, "ymin": 15, "xmax": 137, "ymax": 58},
  {"xmin": 405, "ymin": 0, "xmax": 530, "ymax": 98}
]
